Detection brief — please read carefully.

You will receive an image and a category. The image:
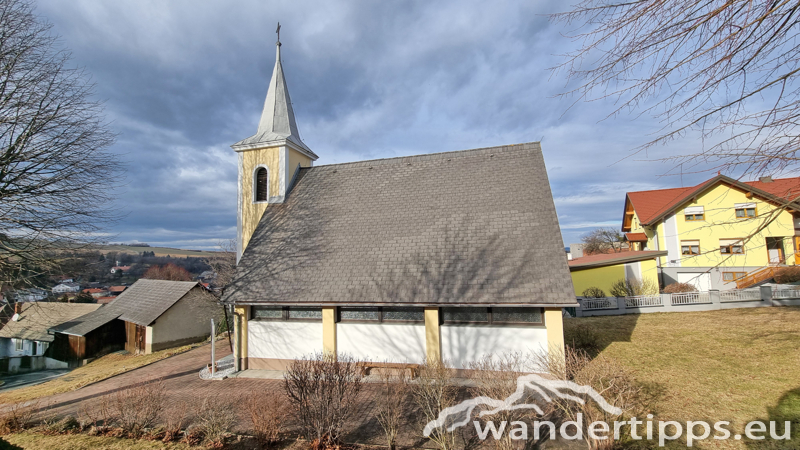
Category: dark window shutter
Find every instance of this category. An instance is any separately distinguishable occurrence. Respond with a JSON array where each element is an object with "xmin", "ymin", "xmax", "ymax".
[{"xmin": 256, "ymin": 168, "xmax": 268, "ymax": 201}]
